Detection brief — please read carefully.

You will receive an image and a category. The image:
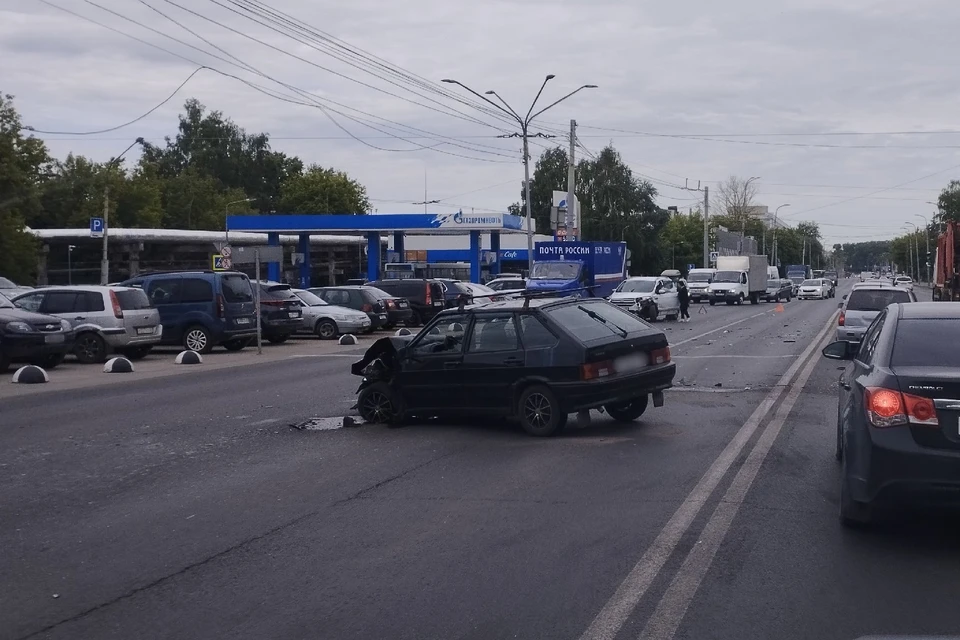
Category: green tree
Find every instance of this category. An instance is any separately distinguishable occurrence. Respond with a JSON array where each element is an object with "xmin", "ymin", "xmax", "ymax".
[
  {"xmin": 660, "ymin": 212, "xmax": 709, "ymax": 271},
  {"xmin": 0, "ymin": 93, "xmax": 48, "ymax": 283},
  {"xmin": 278, "ymin": 165, "xmax": 370, "ymax": 214},
  {"xmin": 521, "ymin": 146, "xmax": 568, "ymax": 233},
  {"xmin": 937, "ymin": 180, "xmax": 960, "ymax": 223}
]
